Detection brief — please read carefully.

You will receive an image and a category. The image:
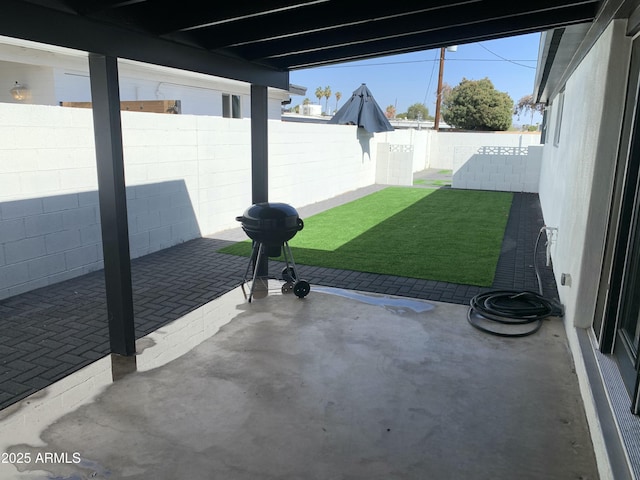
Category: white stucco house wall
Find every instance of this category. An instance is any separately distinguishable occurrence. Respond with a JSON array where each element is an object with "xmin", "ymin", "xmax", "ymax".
[
  {"xmin": 534, "ymin": 2, "xmax": 640, "ymax": 478},
  {"xmin": 0, "ymin": 36, "xmax": 304, "ymax": 119}
]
